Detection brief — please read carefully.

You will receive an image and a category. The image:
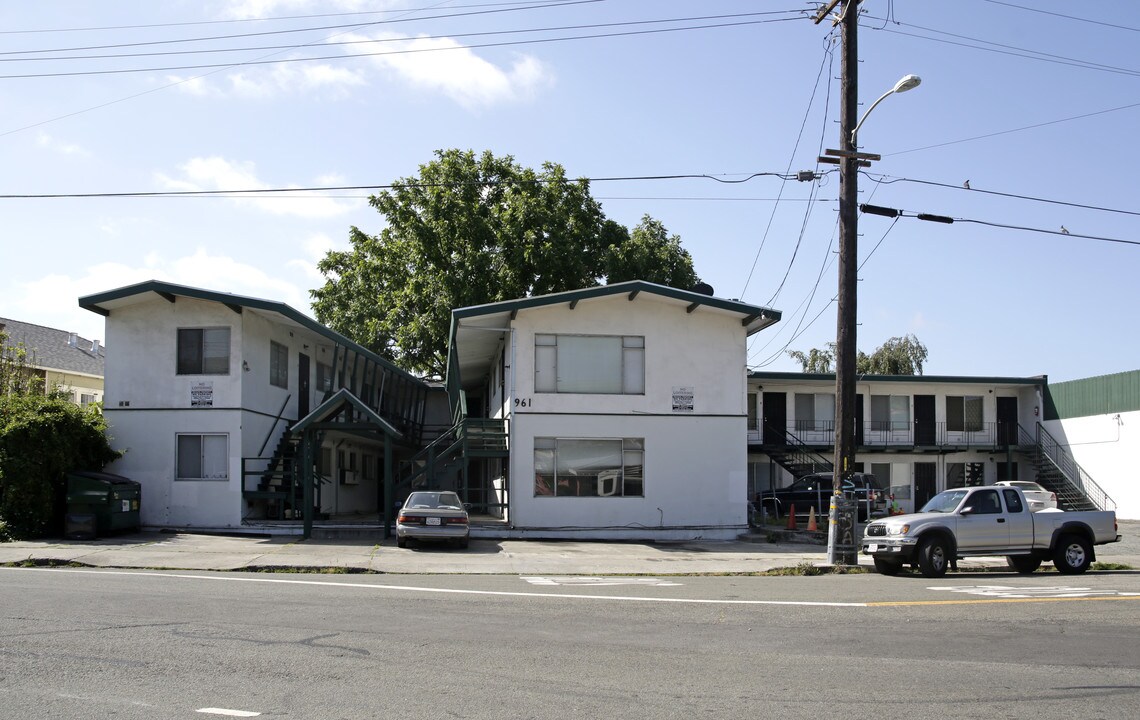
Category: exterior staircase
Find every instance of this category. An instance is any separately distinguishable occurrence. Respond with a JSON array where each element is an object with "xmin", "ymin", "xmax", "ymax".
[
  {"xmin": 1016, "ymin": 423, "xmax": 1114, "ymax": 512},
  {"xmin": 763, "ymin": 423, "xmax": 833, "ymax": 479}
]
